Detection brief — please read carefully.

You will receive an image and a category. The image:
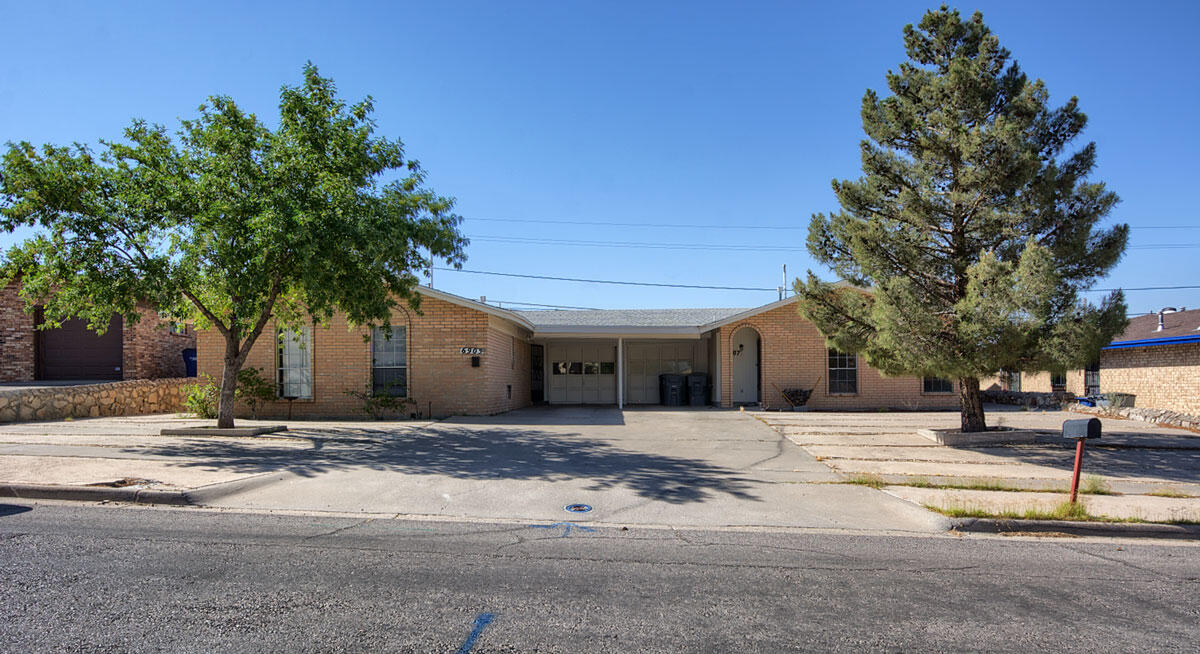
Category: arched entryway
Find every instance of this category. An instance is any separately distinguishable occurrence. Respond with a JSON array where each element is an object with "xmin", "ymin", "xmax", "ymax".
[{"xmin": 731, "ymin": 326, "xmax": 761, "ymax": 404}]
